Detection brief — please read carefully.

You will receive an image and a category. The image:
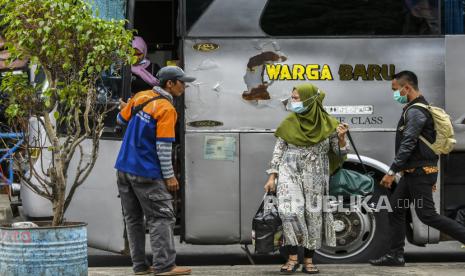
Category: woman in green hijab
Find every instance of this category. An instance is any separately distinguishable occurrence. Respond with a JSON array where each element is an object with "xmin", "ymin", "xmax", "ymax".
[{"xmin": 264, "ymin": 83, "xmax": 349, "ymax": 274}]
